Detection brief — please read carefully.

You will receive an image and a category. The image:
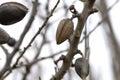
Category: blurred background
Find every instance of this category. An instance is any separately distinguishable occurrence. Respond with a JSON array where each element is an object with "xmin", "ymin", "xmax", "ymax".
[{"xmin": 0, "ymin": 0, "xmax": 120, "ymax": 80}]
